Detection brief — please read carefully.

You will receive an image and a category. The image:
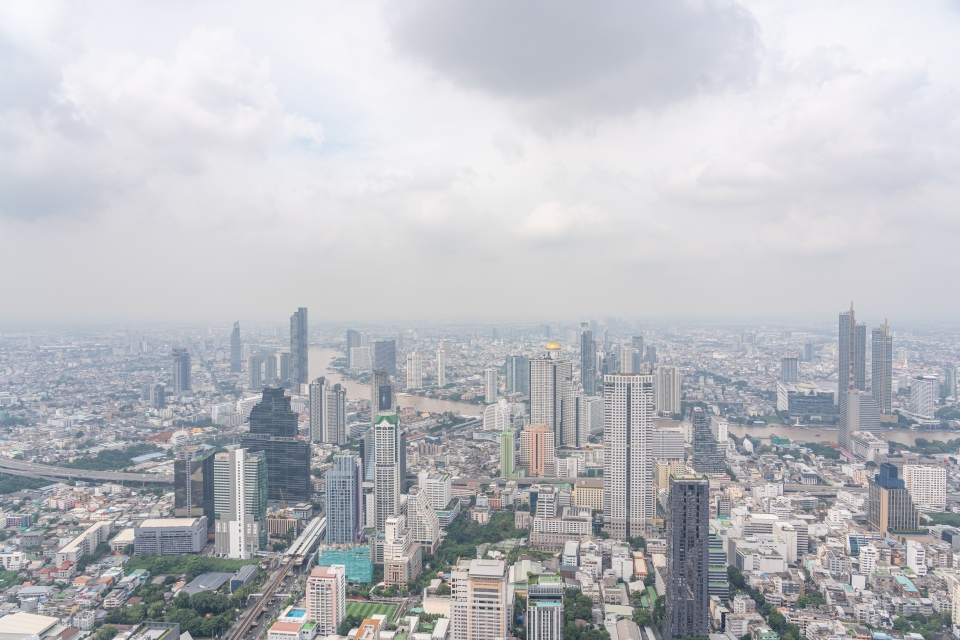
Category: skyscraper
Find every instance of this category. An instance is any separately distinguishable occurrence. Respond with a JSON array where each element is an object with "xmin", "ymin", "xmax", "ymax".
[
  {"xmin": 580, "ymin": 323, "xmax": 597, "ymax": 396},
  {"xmin": 241, "ymin": 386, "xmax": 312, "ymax": 503},
  {"xmin": 230, "ymin": 322, "xmax": 241, "ymax": 373},
  {"xmin": 437, "ymin": 349, "xmax": 447, "ymax": 388},
  {"xmin": 664, "ymin": 473, "xmax": 710, "ymax": 640},
  {"xmin": 373, "ymin": 340, "xmax": 397, "ymax": 378},
  {"xmin": 505, "ymin": 355, "xmax": 530, "ymax": 394},
  {"xmin": 655, "ymin": 365, "xmax": 681, "ymax": 416},
  {"xmin": 174, "ymin": 447, "xmax": 215, "ymax": 521},
  {"xmin": 692, "ymin": 407, "xmax": 725, "ymax": 474},
  {"xmin": 310, "ymin": 377, "xmax": 347, "ymax": 444},
  {"xmin": 407, "ymin": 485, "xmax": 441, "ymax": 553},
  {"xmin": 265, "ymin": 354, "xmax": 278, "ymax": 383},
  {"xmin": 371, "ymin": 368, "xmax": 393, "ymax": 423},
  {"xmin": 172, "ymin": 348, "xmax": 191, "ymax": 394},
  {"xmin": 248, "ymin": 355, "xmax": 262, "ymax": 391},
  {"xmin": 803, "ymin": 342, "xmax": 814, "ymax": 362},
  {"xmin": 527, "ymin": 575, "xmax": 564, "ymax": 640},
  {"xmin": 484, "ymin": 368, "xmax": 498, "ymax": 404},
  {"xmin": 149, "ymin": 383, "xmax": 166, "ymax": 409},
  {"xmin": 325, "ymin": 455, "xmax": 362, "ymax": 544},
  {"xmin": 279, "ymin": 353, "xmax": 291, "ymax": 385},
  {"xmin": 838, "ymin": 304, "xmax": 867, "ymax": 448},
  {"xmin": 450, "ymin": 559, "xmax": 511, "ymax": 640},
  {"xmin": 872, "ymin": 321, "xmax": 893, "ymax": 414},
  {"xmin": 306, "ymin": 565, "xmax": 346, "ymax": 636},
  {"xmin": 645, "ymin": 345, "xmax": 657, "ymax": 365},
  {"xmin": 620, "ymin": 346, "xmax": 639, "ymax": 373},
  {"xmin": 290, "ymin": 307, "xmax": 308, "ymax": 392},
  {"xmin": 868, "ymin": 463, "xmax": 920, "ymax": 535},
  {"xmin": 530, "ymin": 342, "xmax": 576, "ymax": 447},
  {"xmin": 406, "ymin": 352, "xmax": 422, "ymax": 390},
  {"xmin": 519, "ymin": 424, "xmax": 554, "ymax": 477},
  {"xmin": 346, "ymin": 329, "xmax": 362, "ymax": 369},
  {"xmin": 374, "ymin": 412, "xmax": 401, "ymax": 532},
  {"xmin": 500, "ymin": 429, "xmax": 515, "ymax": 478},
  {"xmin": 603, "ymin": 373, "xmax": 655, "ymax": 538},
  {"xmin": 213, "ymin": 448, "xmax": 268, "ymax": 558},
  {"xmin": 632, "ymin": 335, "xmax": 644, "ymax": 365},
  {"xmin": 781, "ymin": 356, "xmax": 798, "ymax": 383}
]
